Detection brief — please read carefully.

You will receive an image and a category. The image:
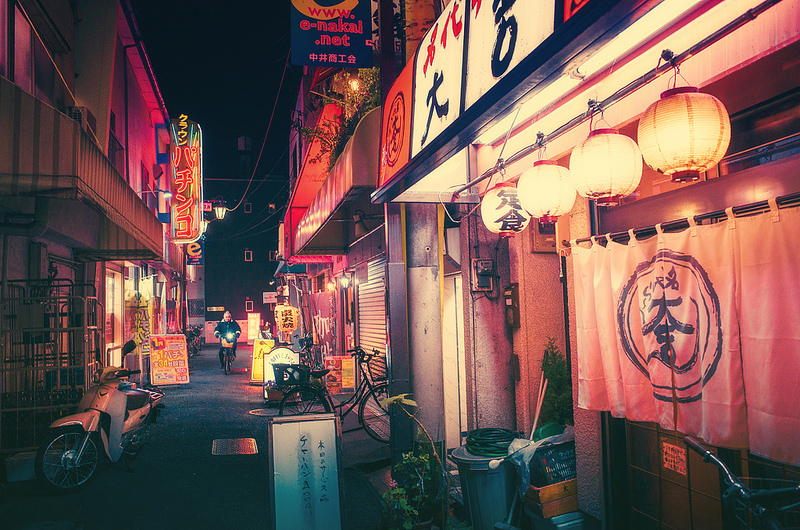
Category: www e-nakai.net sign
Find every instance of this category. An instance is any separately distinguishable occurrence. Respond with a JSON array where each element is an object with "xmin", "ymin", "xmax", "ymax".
[{"xmin": 290, "ymin": 0, "xmax": 373, "ymax": 68}]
